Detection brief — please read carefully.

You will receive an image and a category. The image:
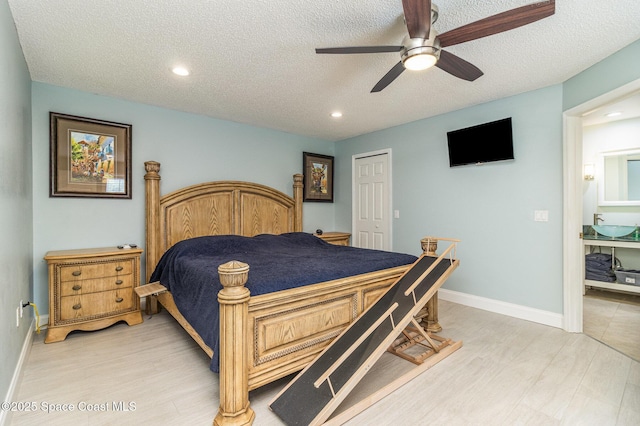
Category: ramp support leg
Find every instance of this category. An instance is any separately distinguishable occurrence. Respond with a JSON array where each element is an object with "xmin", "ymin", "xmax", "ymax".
[{"xmin": 214, "ymin": 261, "xmax": 255, "ymax": 426}]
